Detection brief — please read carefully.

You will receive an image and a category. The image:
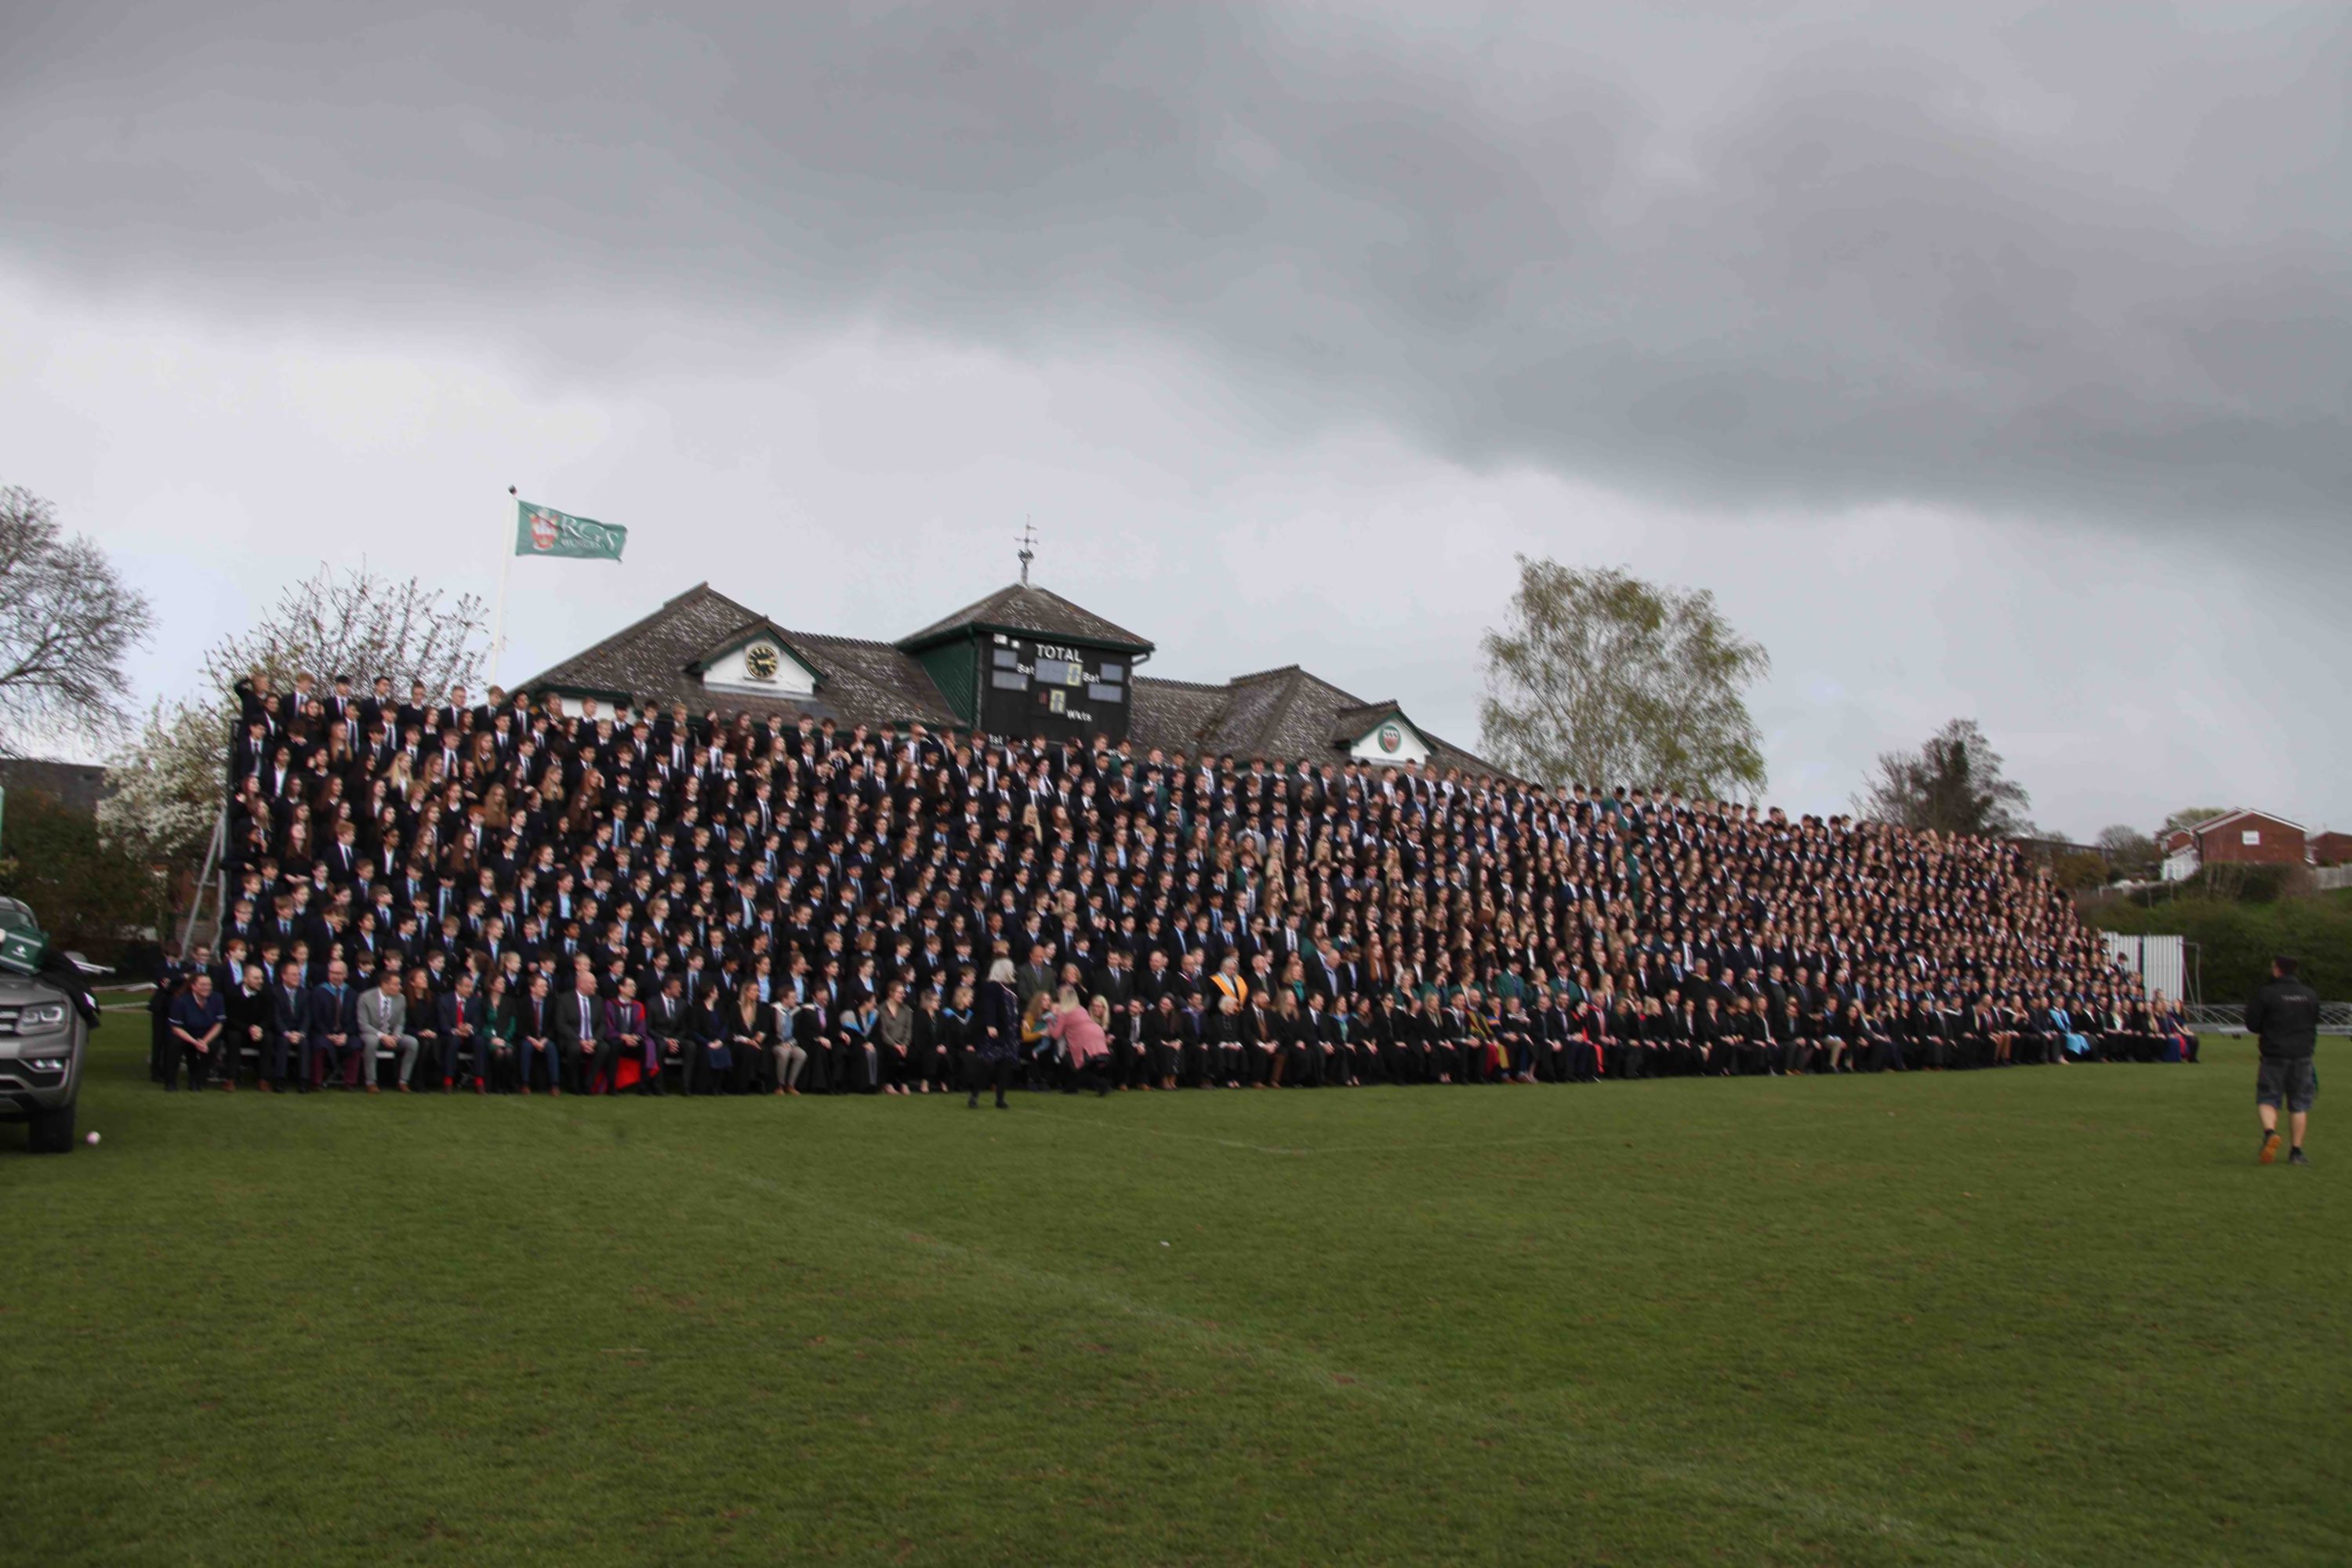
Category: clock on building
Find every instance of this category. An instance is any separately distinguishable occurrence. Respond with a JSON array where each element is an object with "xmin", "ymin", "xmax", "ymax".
[{"xmin": 744, "ymin": 644, "xmax": 780, "ymax": 681}]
